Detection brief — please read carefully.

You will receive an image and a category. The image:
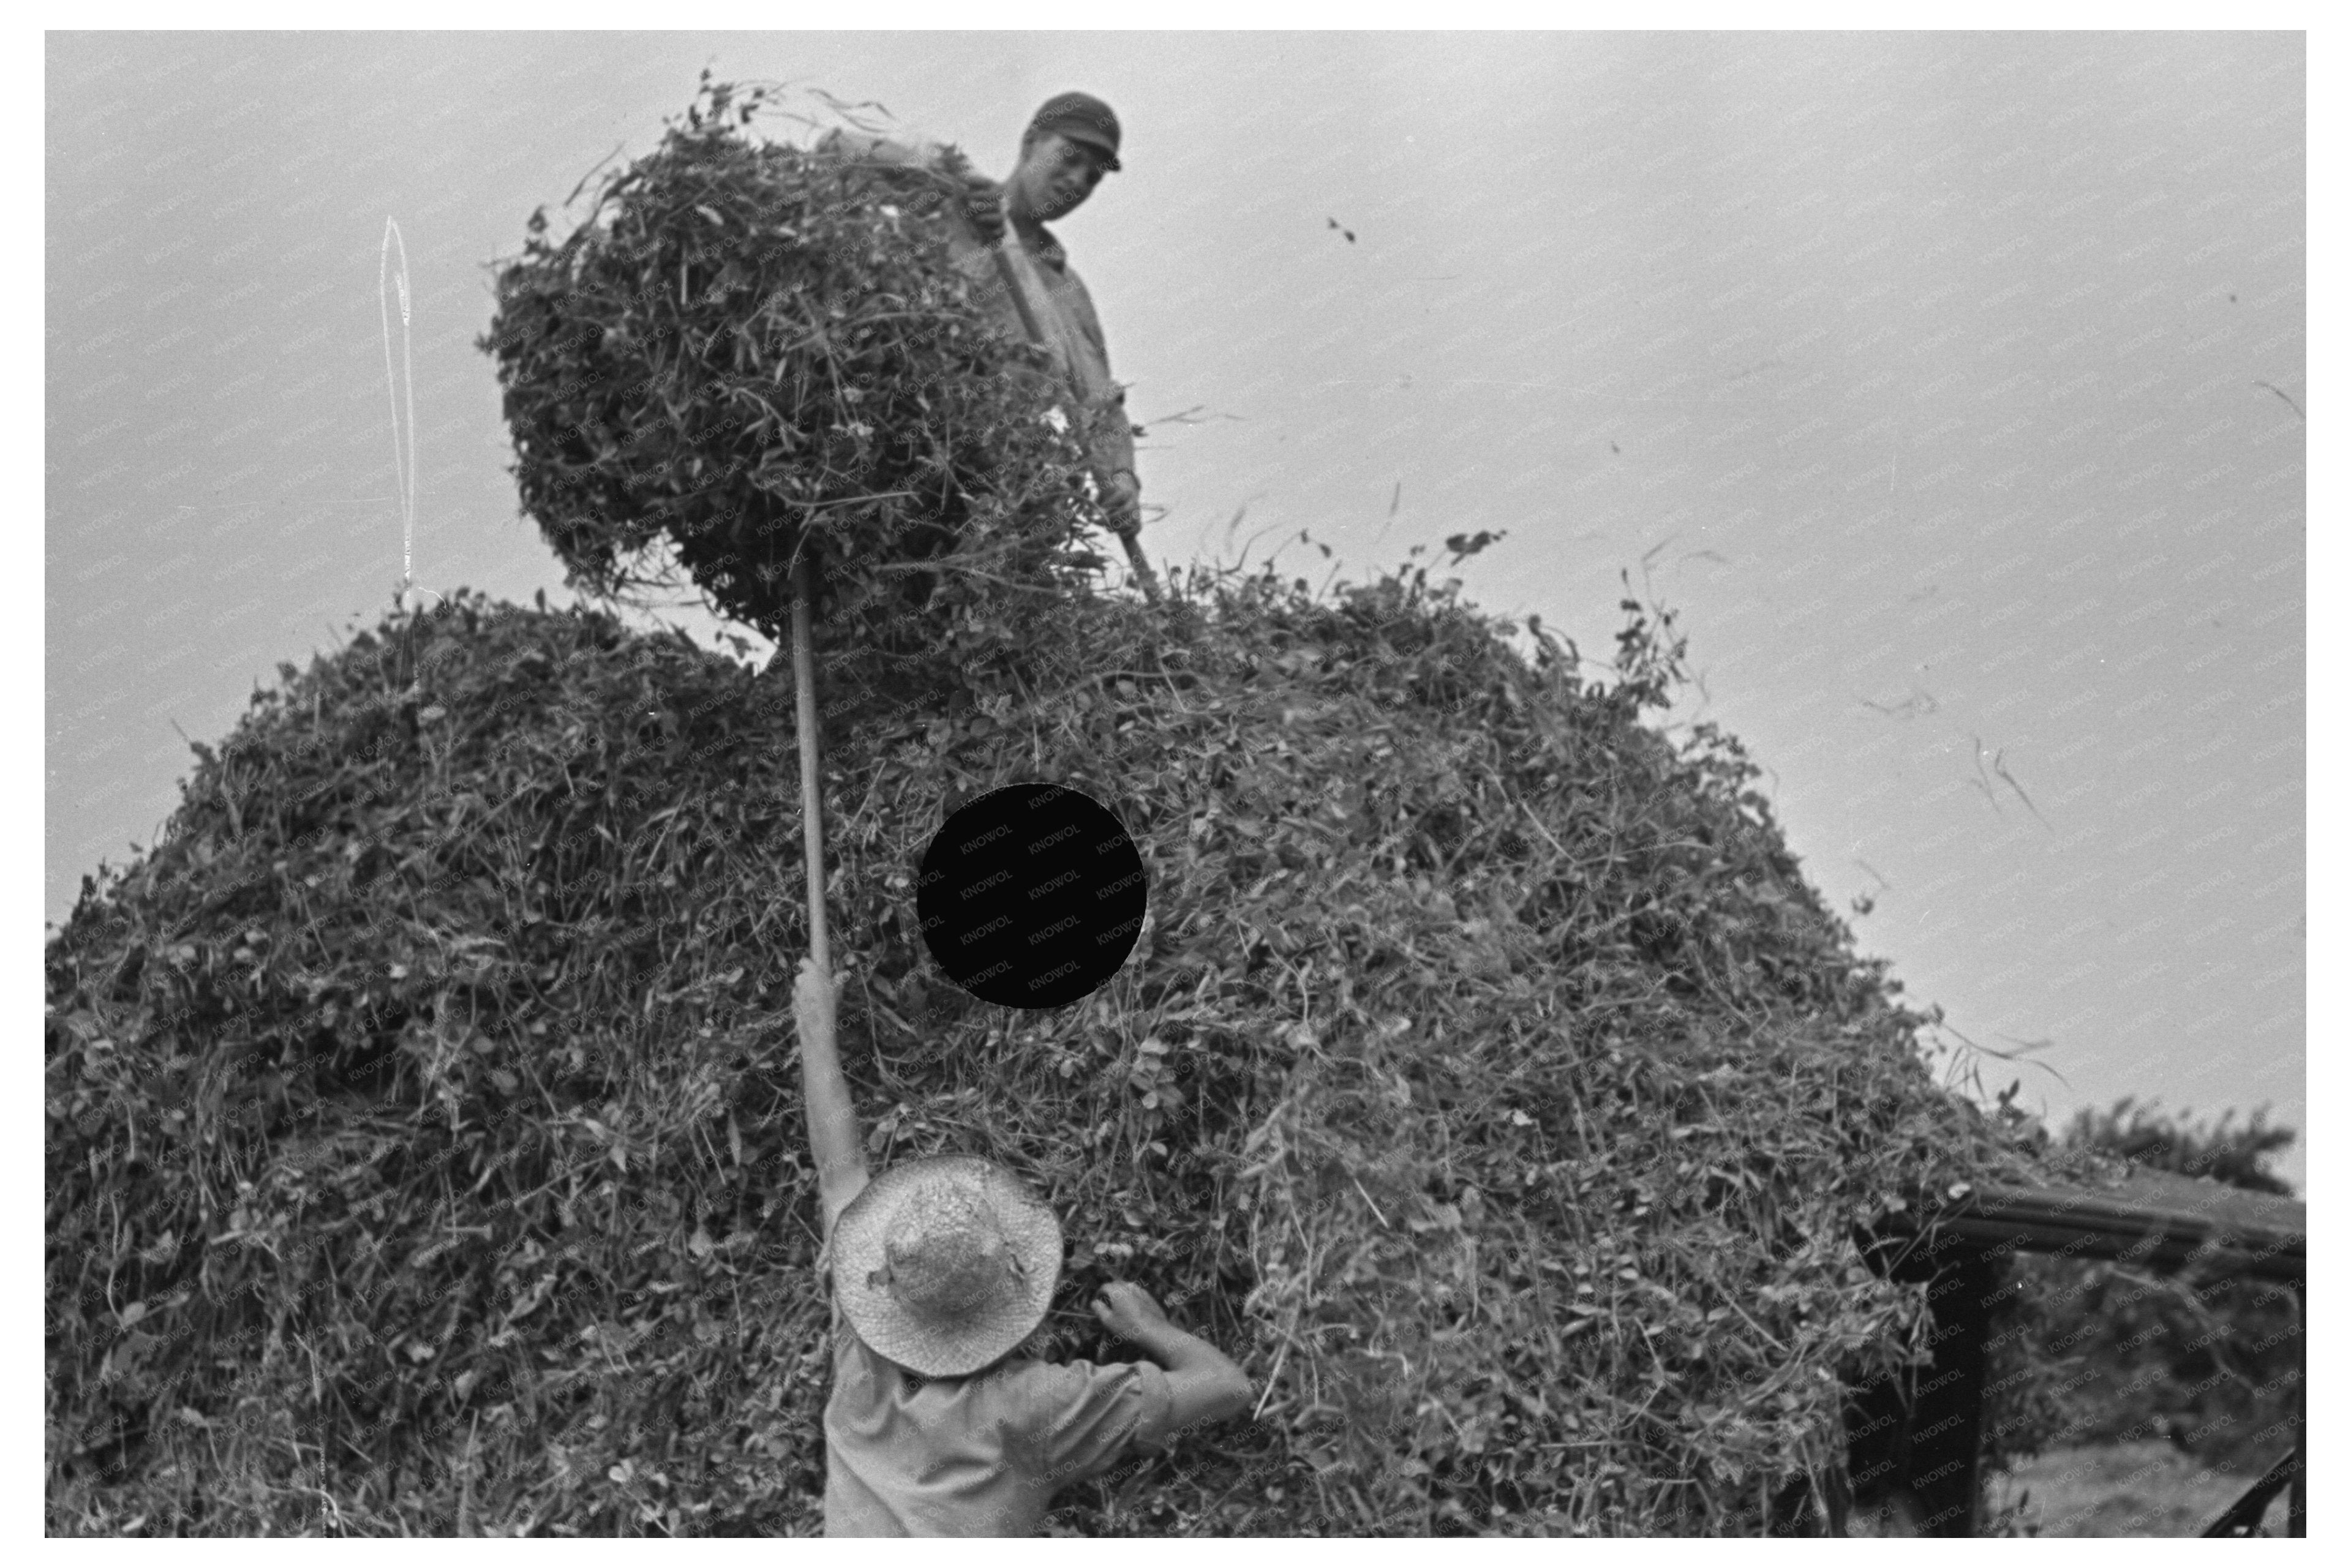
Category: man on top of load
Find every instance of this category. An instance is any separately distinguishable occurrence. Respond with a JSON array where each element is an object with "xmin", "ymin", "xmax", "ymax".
[{"xmin": 816, "ymin": 92, "xmax": 1144, "ymax": 550}]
